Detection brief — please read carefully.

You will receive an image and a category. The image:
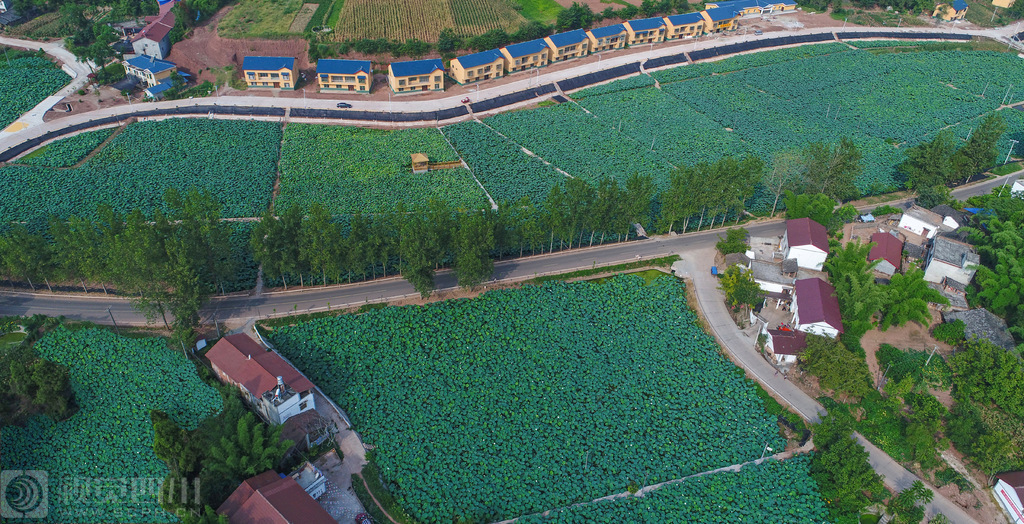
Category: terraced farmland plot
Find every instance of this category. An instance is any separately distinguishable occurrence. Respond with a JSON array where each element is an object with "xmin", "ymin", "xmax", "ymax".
[
  {"xmin": 0, "ymin": 119, "xmax": 281, "ymax": 223},
  {"xmin": 271, "ymin": 275, "xmax": 787, "ymax": 523},
  {"xmin": 277, "ymin": 124, "xmax": 488, "ymax": 214},
  {"xmin": 332, "ymin": 0, "xmax": 526, "ymax": 42},
  {"xmin": 484, "ymin": 103, "xmax": 674, "ymax": 187},
  {"xmin": 0, "ymin": 55, "xmax": 70, "ymax": 130},
  {"xmin": 576, "ymin": 88, "xmax": 744, "ymax": 167},
  {"xmin": 518, "ymin": 456, "xmax": 829, "ymax": 523},
  {"xmin": 442, "ymin": 121, "xmax": 566, "ymax": 204},
  {"xmin": 650, "ymin": 42, "xmax": 851, "ymax": 84},
  {"xmin": 0, "ymin": 327, "xmax": 223, "ymax": 523},
  {"xmin": 18, "ymin": 128, "xmax": 115, "ymax": 168}
]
